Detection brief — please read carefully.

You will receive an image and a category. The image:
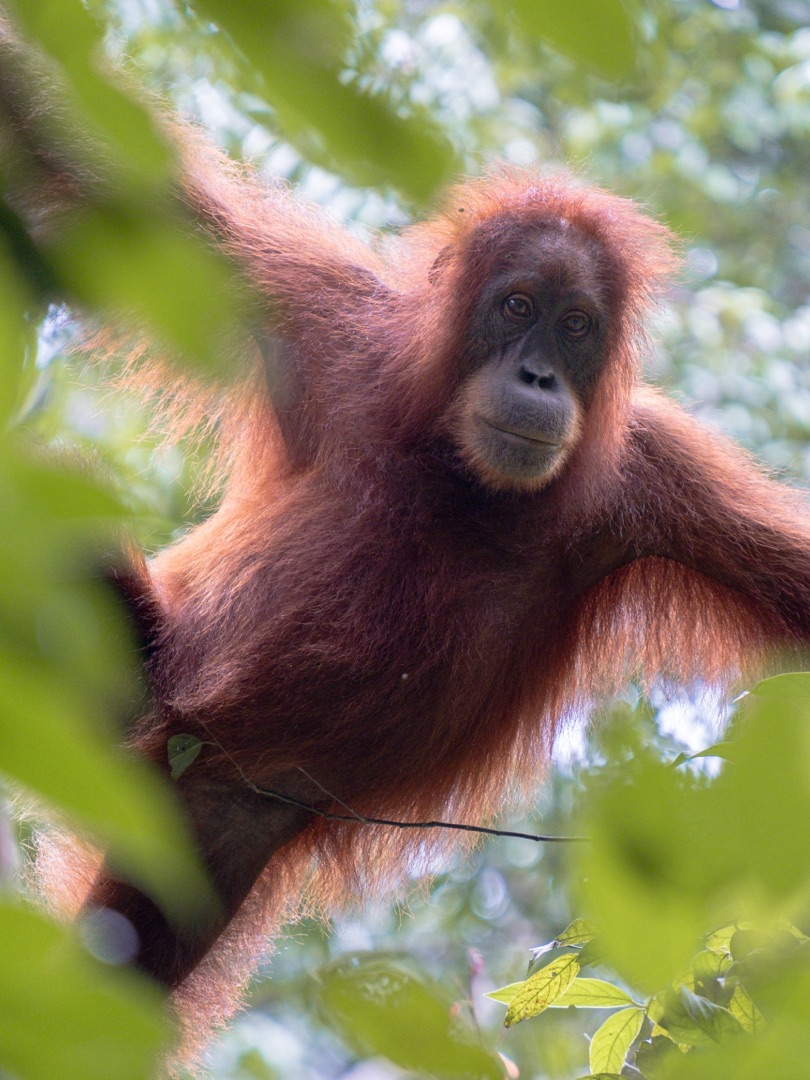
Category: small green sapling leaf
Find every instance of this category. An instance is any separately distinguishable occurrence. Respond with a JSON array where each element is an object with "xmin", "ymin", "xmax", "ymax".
[{"xmin": 168, "ymin": 734, "xmax": 203, "ymax": 780}]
